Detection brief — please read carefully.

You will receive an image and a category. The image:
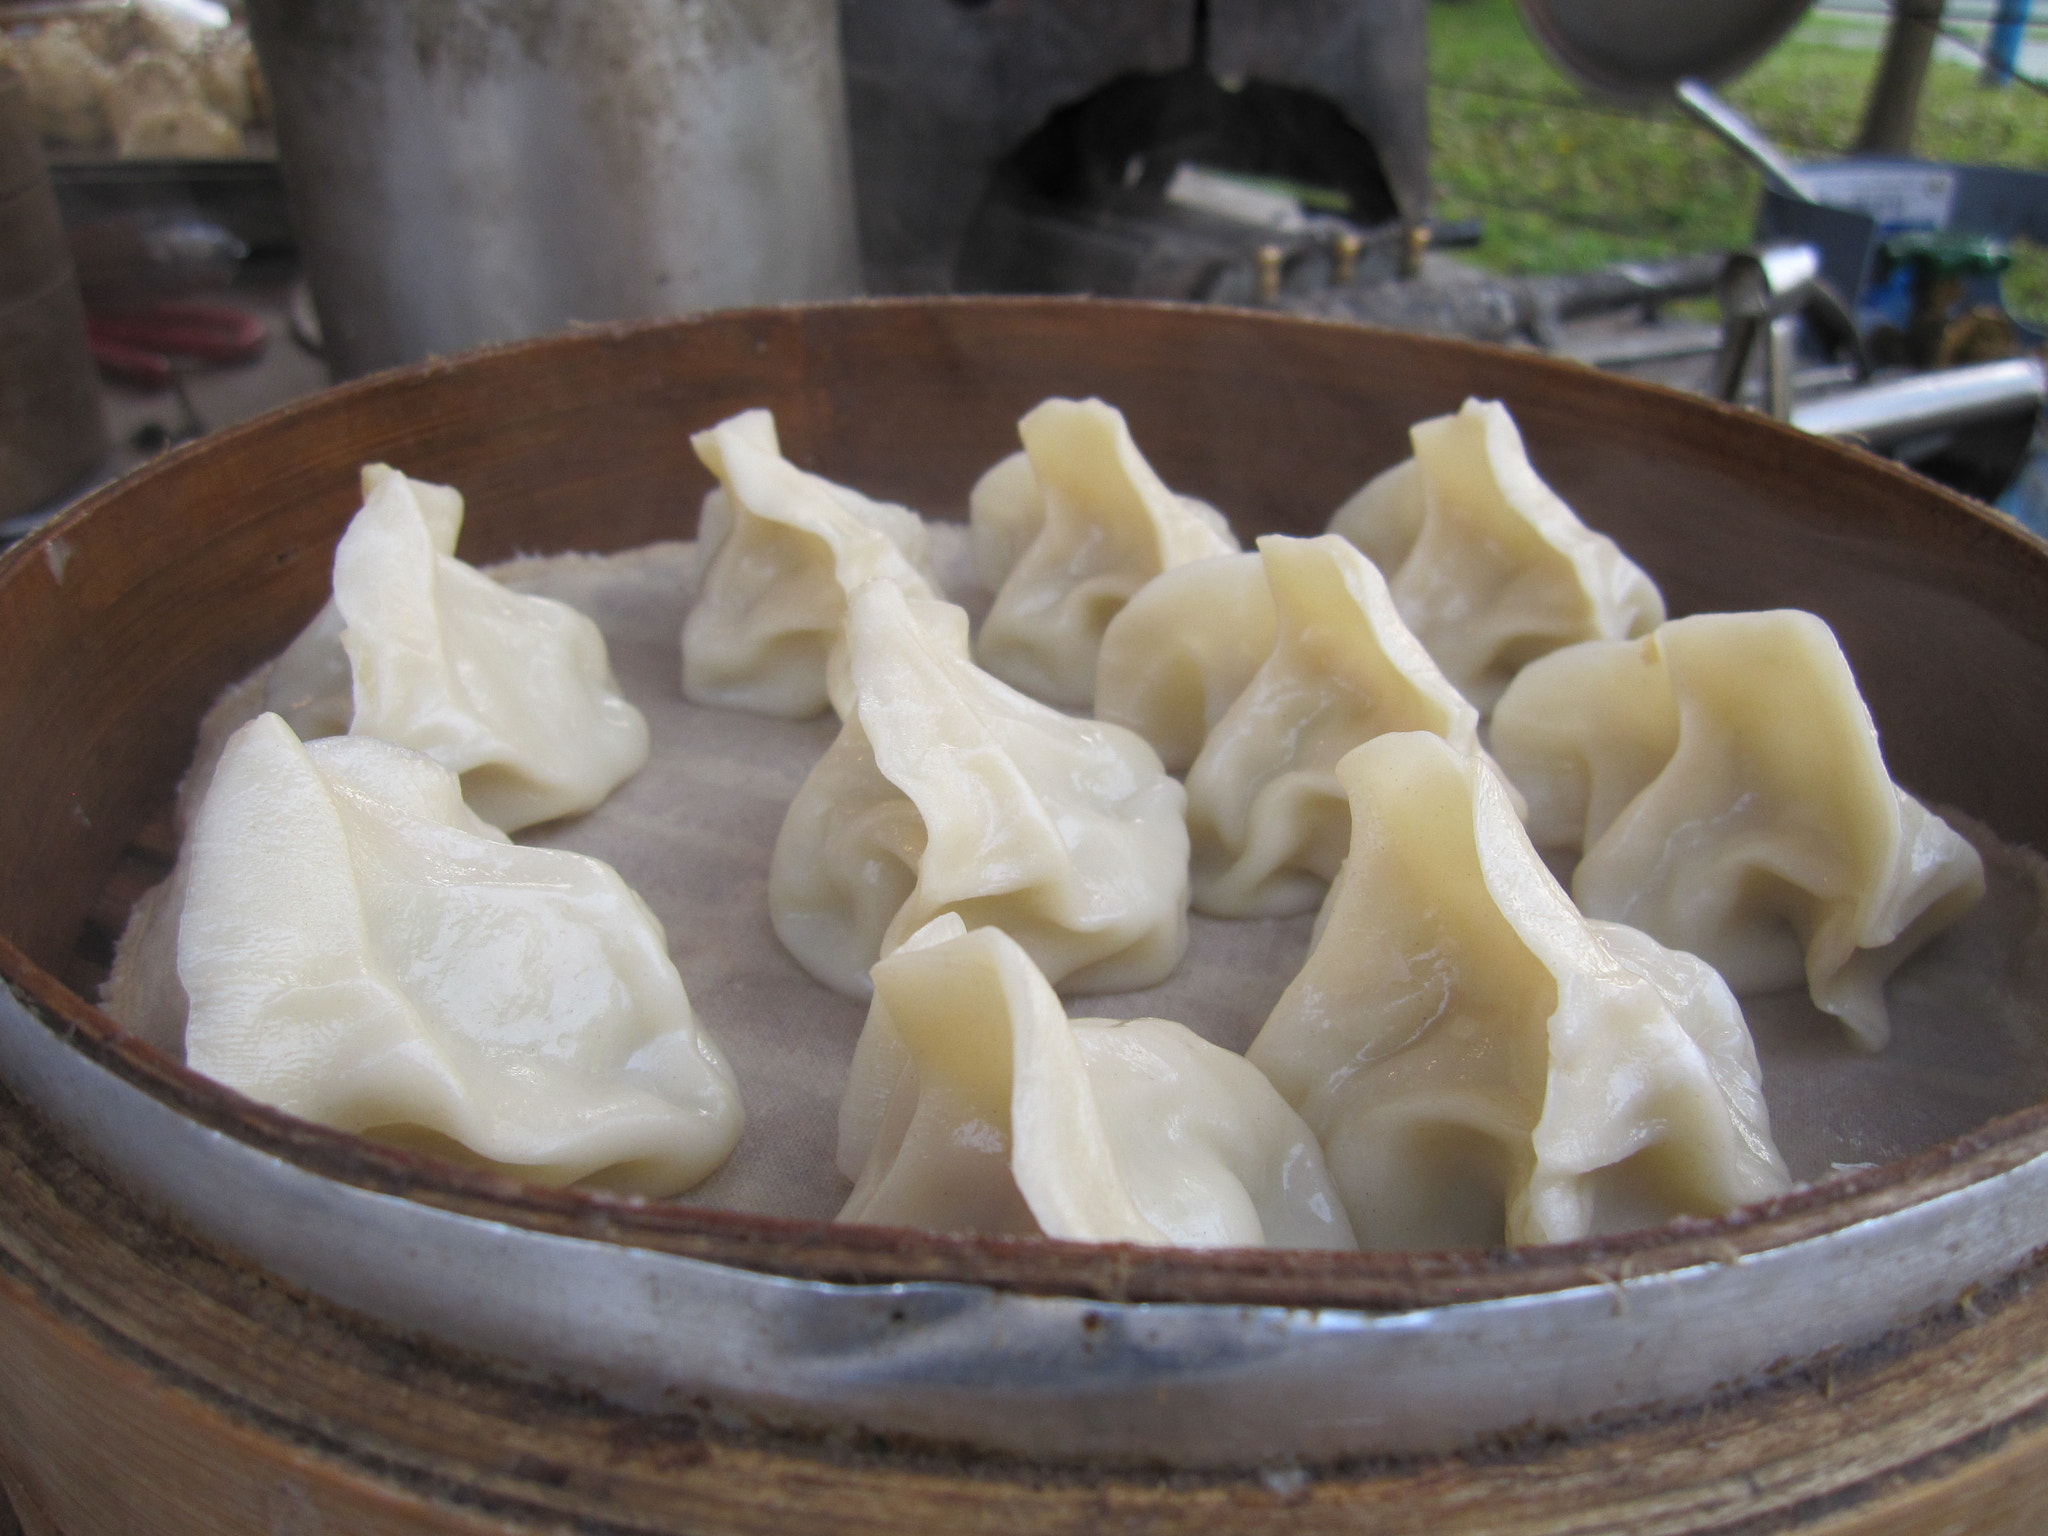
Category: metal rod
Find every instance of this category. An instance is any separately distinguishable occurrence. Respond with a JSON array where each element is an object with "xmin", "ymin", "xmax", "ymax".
[
  {"xmin": 1767, "ymin": 314, "xmax": 1802, "ymax": 421},
  {"xmin": 1790, "ymin": 357, "xmax": 2047, "ymax": 445},
  {"xmin": 1674, "ymin": 79, "xmax": 1816, "ymax": 201}
]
